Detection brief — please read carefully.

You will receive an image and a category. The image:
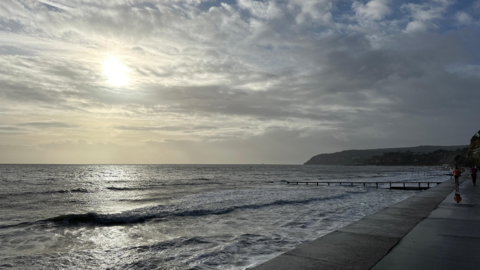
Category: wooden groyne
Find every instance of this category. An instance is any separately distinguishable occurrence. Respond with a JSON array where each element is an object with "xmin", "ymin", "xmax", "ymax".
[{"xmin": 286, "ymin": 181, "xmax": 443, "ymax": 190}]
